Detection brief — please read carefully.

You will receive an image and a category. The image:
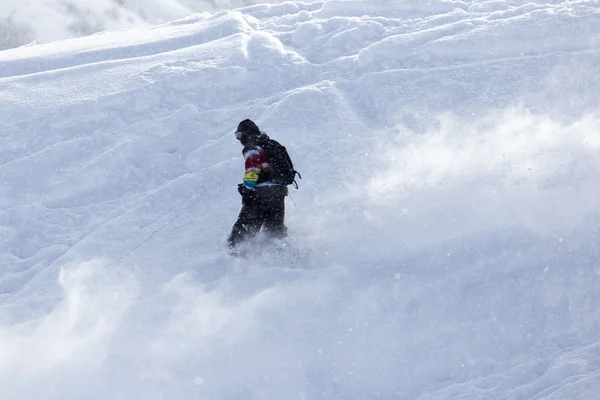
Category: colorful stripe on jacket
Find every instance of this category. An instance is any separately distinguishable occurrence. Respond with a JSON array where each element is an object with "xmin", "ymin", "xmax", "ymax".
[{"xmin": 242, "ymin": 145, "xmax": 270, "ymax": 190}]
